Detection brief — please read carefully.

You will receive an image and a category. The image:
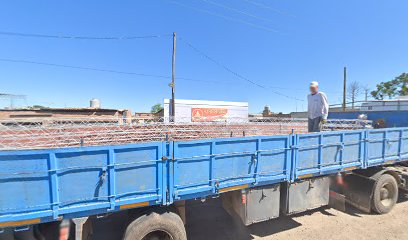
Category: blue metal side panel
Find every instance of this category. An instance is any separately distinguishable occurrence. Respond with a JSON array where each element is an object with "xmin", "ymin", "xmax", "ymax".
[
  {"xmin": 329, "ymin": 111, "xmax": 408, "ymax": 128},
  {"xmin": 401, "ymin": 129, "xmax": 408, "ymax": 160},
  {"xmin": 256, "ymin": 136, "xmax": 291, "ymax": 184},
  {"xmin": 111, "ymin": 143, "xmax": 164, "ymax": 207},
  {"xmin": 0, "ymin": 153, "xmax": 52, "ymax": 222},
  {"xmin": 0, "ymin": 142, "xmax": 164, "ymax": 223},
  {"xmin": 294, "ymin": 130, "xmax": 365, "ymax": 180},
  {"xmin": 56, "ymin": 149, "xmax": 110, "ymax": 215},
  {"xmin": 172, "ymin": 140, "xmax": 213, "ymax": 201},
  {"xmin": 171, "ymin": 136, "xmax": 291, "ymax": 201},
  {"xmin": 366, "ymin": 128, "xmax": 408, "ymax": 166}
]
